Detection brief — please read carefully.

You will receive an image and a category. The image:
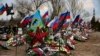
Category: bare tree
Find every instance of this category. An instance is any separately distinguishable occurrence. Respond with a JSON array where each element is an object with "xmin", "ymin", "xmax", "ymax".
[
  {"xmin": 65, "ymin": 0, "xmax": 83, "ymax": 19},
  {"xmin": 15, "ymin": 0, "xmax": 35, "ymax": 18},
  {"xmin": 50, "ymin": 0, "xmax": 86, "ymax": 20},
  {"xmin": 50, "ymin": 0, "xmax": 61, "ymax": 19},
  {"xmin": 33, "ymin": 0, "xmax": 44, "ymax": 9},
  {"xmin": 15, "ymin": 0, "xmax": 90, "ymax": 21},
  {"xmin": 81, "ymin": 9, "xmax": 90, "ymax": 18},
  {"xmin": 15, "ymin": 0, "xmax": 49, "ymax": 18},
  {"xmin": 15, "ymin": 0, "xmax": 61, "ymax": 19}
]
